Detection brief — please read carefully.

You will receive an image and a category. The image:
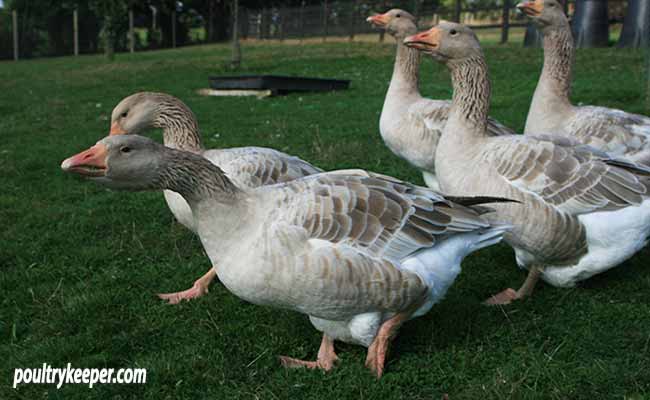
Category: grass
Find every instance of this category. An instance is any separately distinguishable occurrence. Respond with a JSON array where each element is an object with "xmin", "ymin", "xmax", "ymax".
[{"xmin": 1, "ymin": 35, "xmax": 650, "ymax": 400}]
